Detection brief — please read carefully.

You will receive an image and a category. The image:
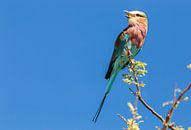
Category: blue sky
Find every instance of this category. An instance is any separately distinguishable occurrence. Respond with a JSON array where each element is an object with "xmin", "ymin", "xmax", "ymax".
[{"xmin": 0, "ymin": 0, "xmax": 191, "ymax": 130}]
